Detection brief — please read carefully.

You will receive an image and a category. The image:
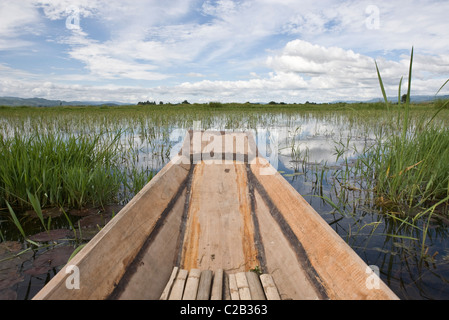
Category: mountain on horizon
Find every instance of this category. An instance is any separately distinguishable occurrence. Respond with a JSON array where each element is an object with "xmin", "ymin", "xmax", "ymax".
[
  {"xmin": 0, "ymin": 96, "xmax": 128, "ymax": 107},
  {"xmin": 0, "ymin": 94, "xmax": 448, "ymax": 107},
  {"xmin": 362, "ymin": 94, "xmax": 449, "ymax": 104}
]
